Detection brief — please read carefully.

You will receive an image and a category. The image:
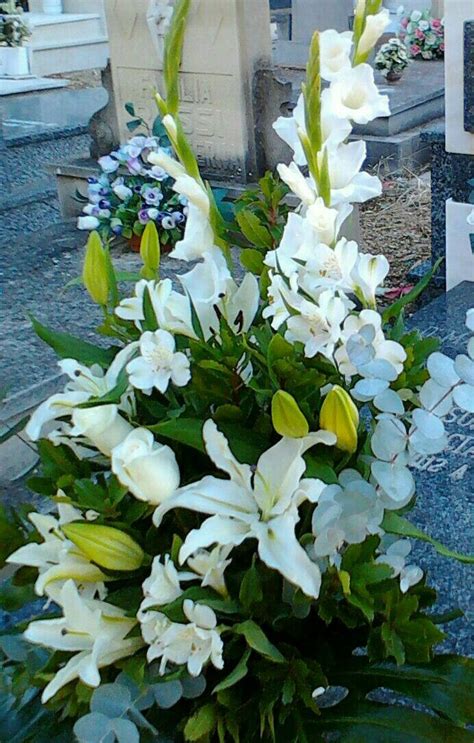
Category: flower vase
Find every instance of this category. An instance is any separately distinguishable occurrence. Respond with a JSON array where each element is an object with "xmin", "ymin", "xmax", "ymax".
[
  {"xmin": 128, "ymin": 233, "xmax": 173, "ymax": 255},
  {"xmin": 386, "ymin": 70, "xmax": 403, "ymax": 83},
  {"xmin": 42, "ymin": 0, "xmax": 63, "ymax": 14},
  {"xmin": 0, "ymin": 46, "xmax": 30, "ymax": 76}
]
